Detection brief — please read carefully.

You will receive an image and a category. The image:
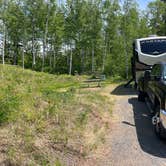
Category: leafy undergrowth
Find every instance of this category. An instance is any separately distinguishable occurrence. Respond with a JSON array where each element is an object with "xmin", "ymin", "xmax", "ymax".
[{"xmin": 0, "ymin": 65, "xmax": 114, "ymax": 166}]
